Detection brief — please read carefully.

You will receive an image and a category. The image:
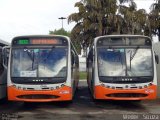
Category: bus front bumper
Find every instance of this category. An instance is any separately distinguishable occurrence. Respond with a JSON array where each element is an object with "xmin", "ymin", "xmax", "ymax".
[
  {"xmin": 94, "ymin": 85, "xmax": 157, "ymax": 100},
  {"xmin": 8, "ymin": 86, "xmax": 72, "ymax": 102}
]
